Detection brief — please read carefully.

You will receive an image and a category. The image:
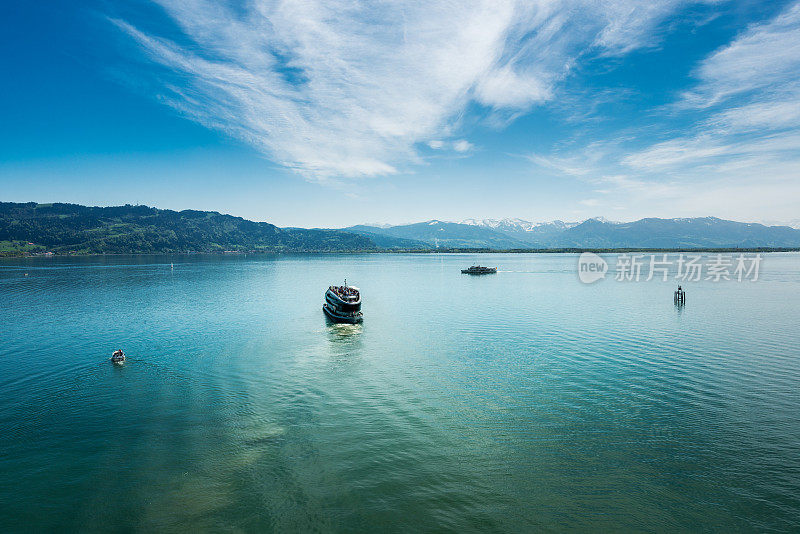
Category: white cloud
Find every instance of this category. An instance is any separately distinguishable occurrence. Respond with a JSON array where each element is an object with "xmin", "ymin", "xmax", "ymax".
[
  {"xmin": 708, "ymin": 94, "xmax": 800, "ymax": 131},
  {"xmin": 427, "ymin": 140, "xmax": 444, "ymax": 150},
  {"xmin": 623, "ymin": 133, "xmax": 800, "ymax": 172},
  {"xmin": 528, "ymin": 154, "xmax": 593, "ymax": 177},
  {"xmin": 605, "ymin": 0, "xmax": 800, "ymax": 221},
  {"xmin": 427, "ymin": 139, "xmax": 472, "ymax": 152},
  {"xmin": 520, "ymin": 0, "xmax": 800, "ymax": 223},
  {"xmin": 593, "ymin": 0, "xmax": 714, "ymax": 55},
  {"xmin": 474, "ymin": 65, "xmax": 554, "ymax": 108},
  {"xmin": 527, "ymin": 141, "xmax": 612, "ymax": 176},
  {"xmin": 622, "ymin": 136, "xmax": 729, "ymax": 170},
  {"xmin": 624, "ymin": 2, "xmax": 800, "ymax": 172},
  {"xmin": 452, "ymin": 140, "xmax": 473, "ymax": 153},
  {"xmin": 117, "ymin": 0, "xmax": 703, "ymax": 179},
  {"xmin": 682, "ymin": 2, "xmax": 800, "ymax": 107}
]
